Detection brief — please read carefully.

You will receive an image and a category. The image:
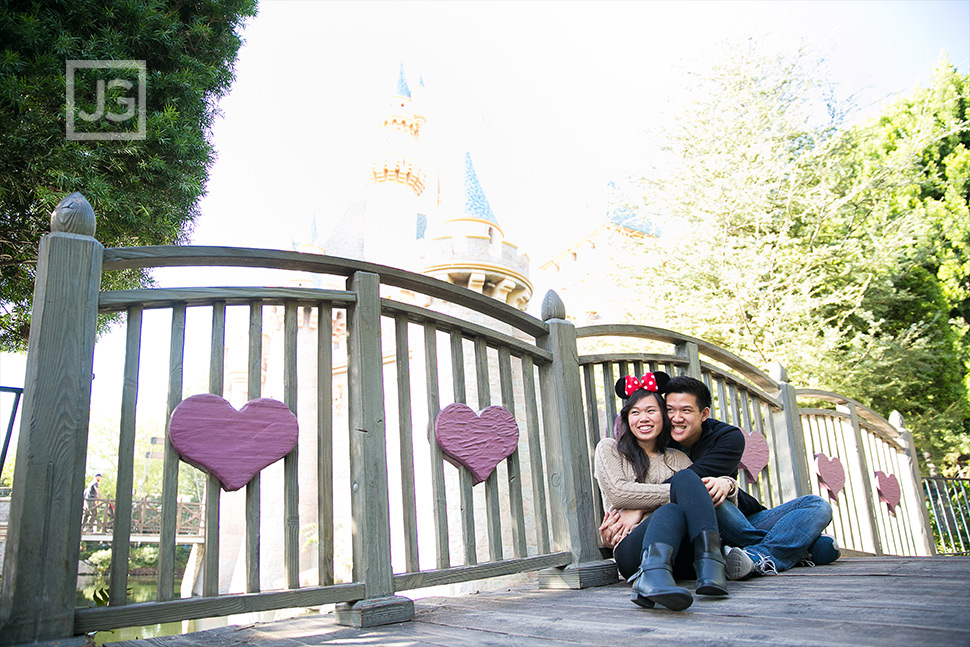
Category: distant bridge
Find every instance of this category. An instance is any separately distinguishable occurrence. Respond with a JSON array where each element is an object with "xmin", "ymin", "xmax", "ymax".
[{"xmin": 0, "ymin": 497, "xmax": 204, "ymax": 544}]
